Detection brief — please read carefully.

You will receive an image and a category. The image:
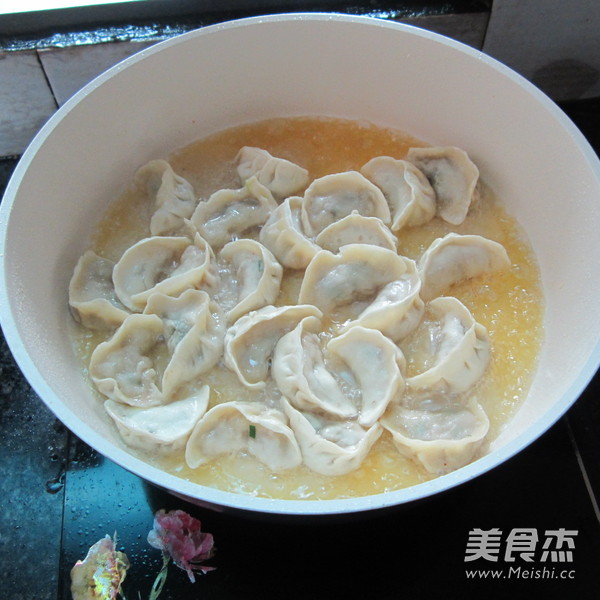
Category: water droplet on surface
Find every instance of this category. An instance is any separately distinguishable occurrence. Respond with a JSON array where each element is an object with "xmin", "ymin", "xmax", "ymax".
[{"xmin": 45, "ymin": 472, "xmax": 65, "ymax": 494}]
